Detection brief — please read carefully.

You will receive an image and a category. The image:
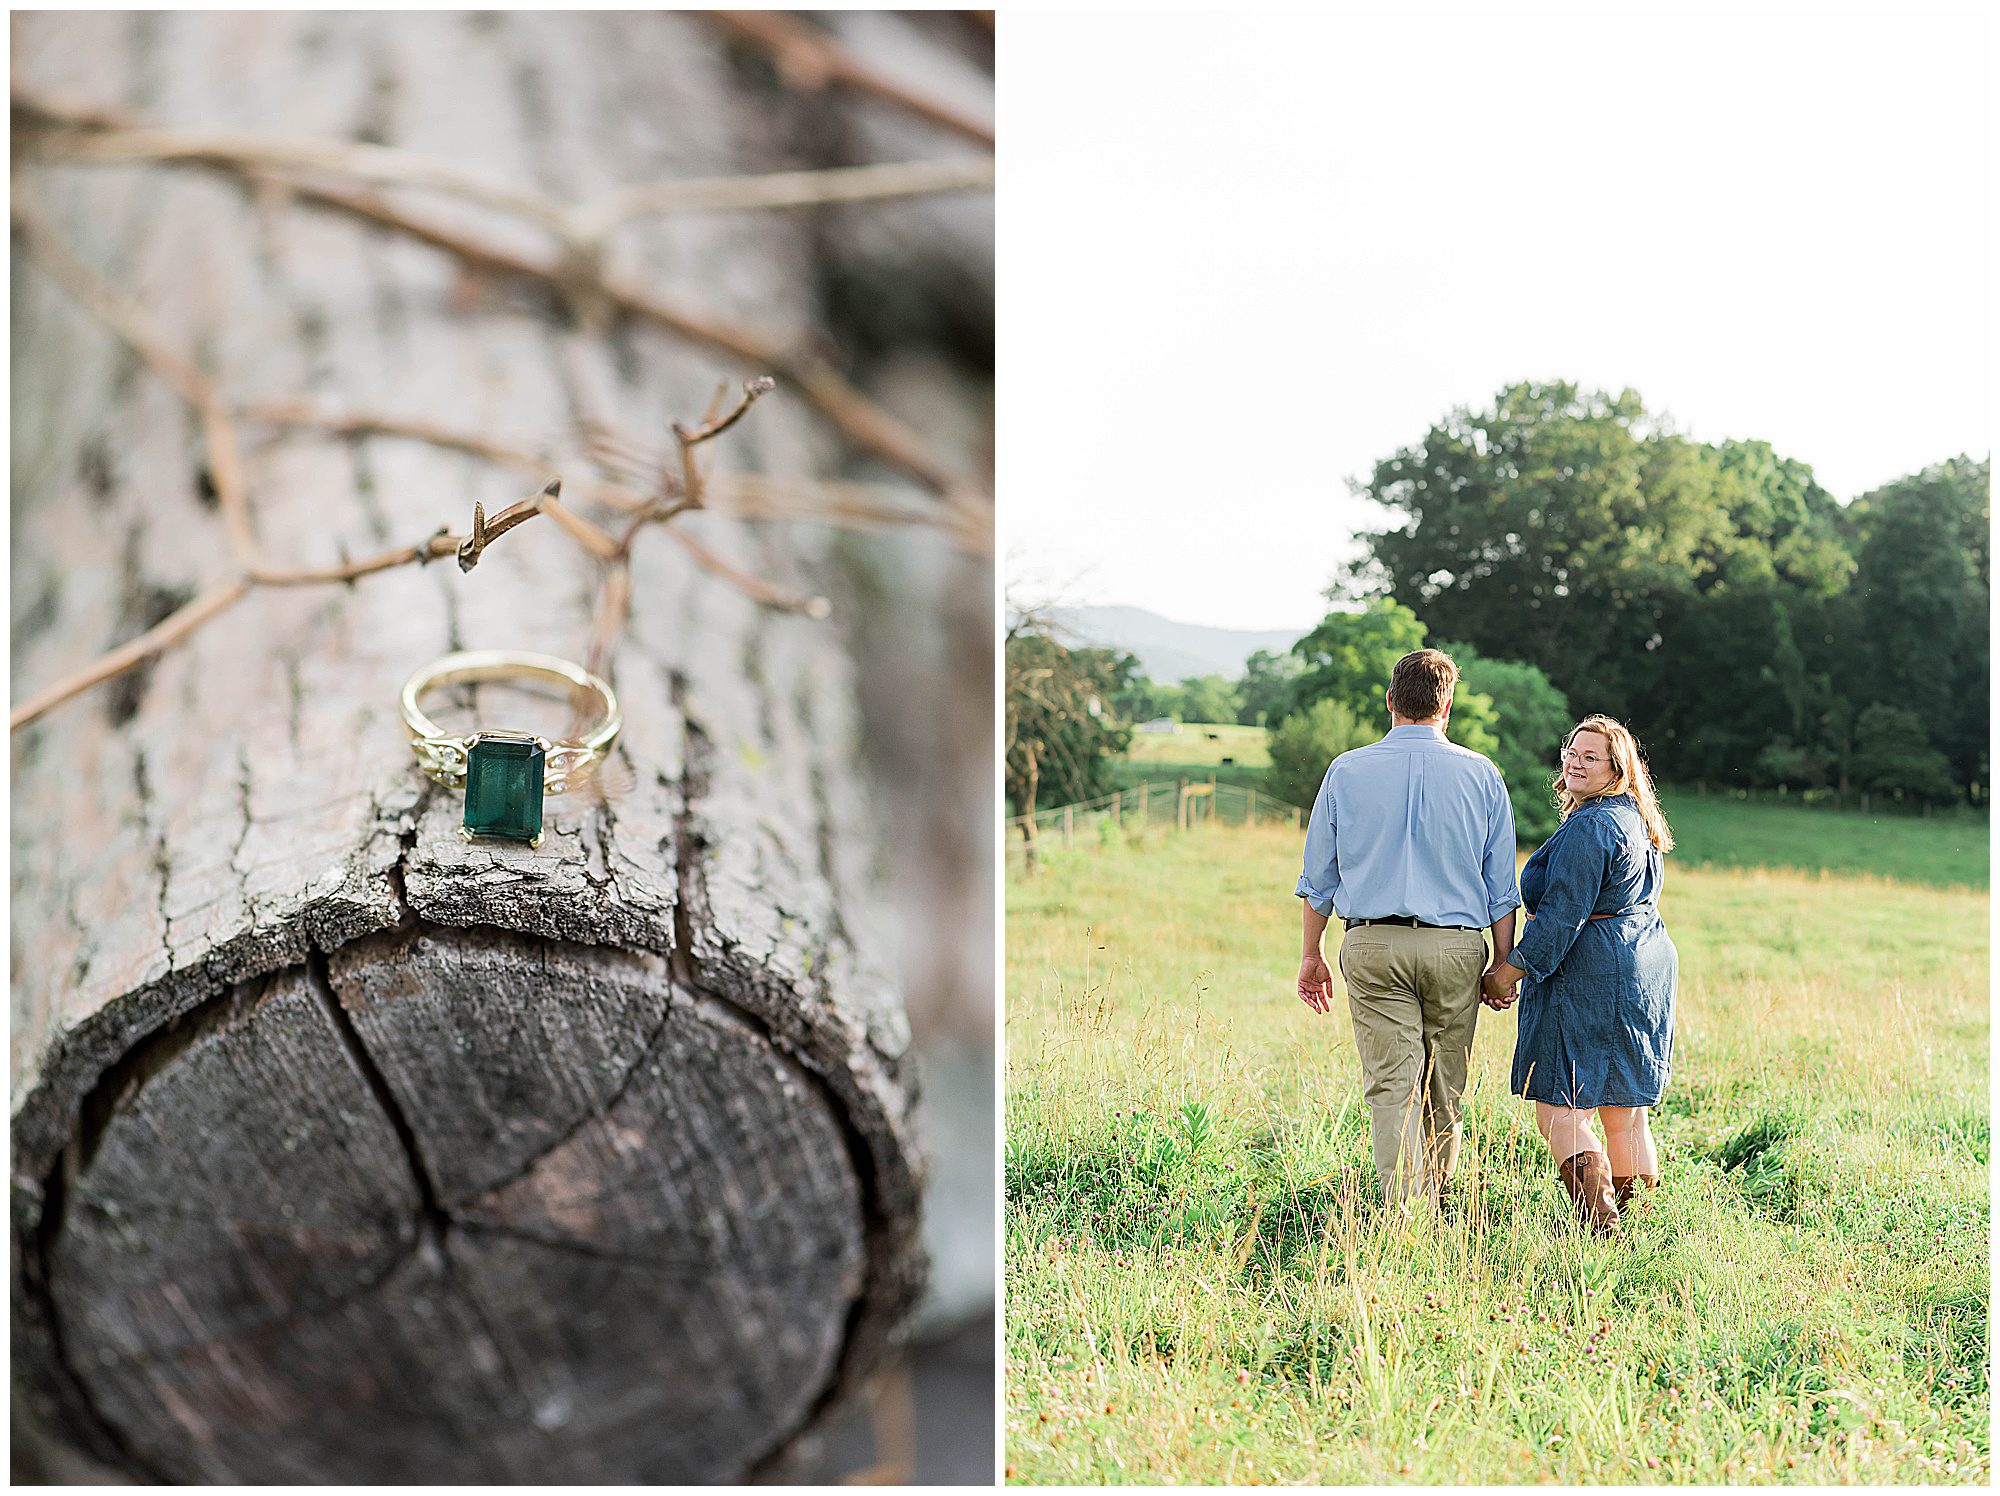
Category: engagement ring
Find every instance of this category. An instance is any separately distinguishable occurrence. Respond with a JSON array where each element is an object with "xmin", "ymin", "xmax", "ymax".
[{"xmin": 401, "ymin": 650, "xmax": 621, "ymax": 848}]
